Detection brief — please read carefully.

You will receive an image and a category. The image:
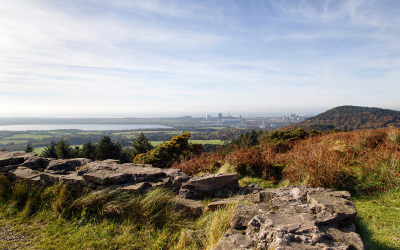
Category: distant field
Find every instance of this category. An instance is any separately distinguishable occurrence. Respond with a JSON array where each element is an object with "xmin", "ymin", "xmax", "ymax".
[
  {"xmin": 48, "ymin": 132, "xmax": 72, "ymax": 135},
  {"xmin": 34, "ymin": 144, "xmax": 83, "ymax": 155},
  {"xmin": 0, "ymin": 139, "xmax": 29, "ymax": 145},
  {"xmin": 77, "ymin": 132, "xmax": 102, "ymax": 135},
  {"xmin": 189, "ymin": 140, "xmax": 224, "ymax": 145},
  {"xmin": 4, "ymin": 134, "xmax": 54, "ymax": 139}
]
